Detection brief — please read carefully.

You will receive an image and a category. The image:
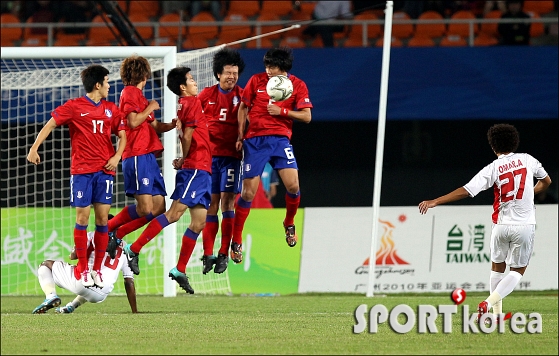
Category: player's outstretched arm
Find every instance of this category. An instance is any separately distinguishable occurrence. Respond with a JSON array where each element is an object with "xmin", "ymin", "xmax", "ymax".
[
  {"xmin": 152, "ymin": 118, "xmax": 178, "ymax": 134},
  {"xmin": 418, "ymin": 187, "xmax": 470, "ymax": 215},
  {"xmin": 124, "ymin": 277, "xmax": 138, "ymax": 313},
  {"xmin": 27, "ymin": 118, "xmax": 58, "ymax": 165}
]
